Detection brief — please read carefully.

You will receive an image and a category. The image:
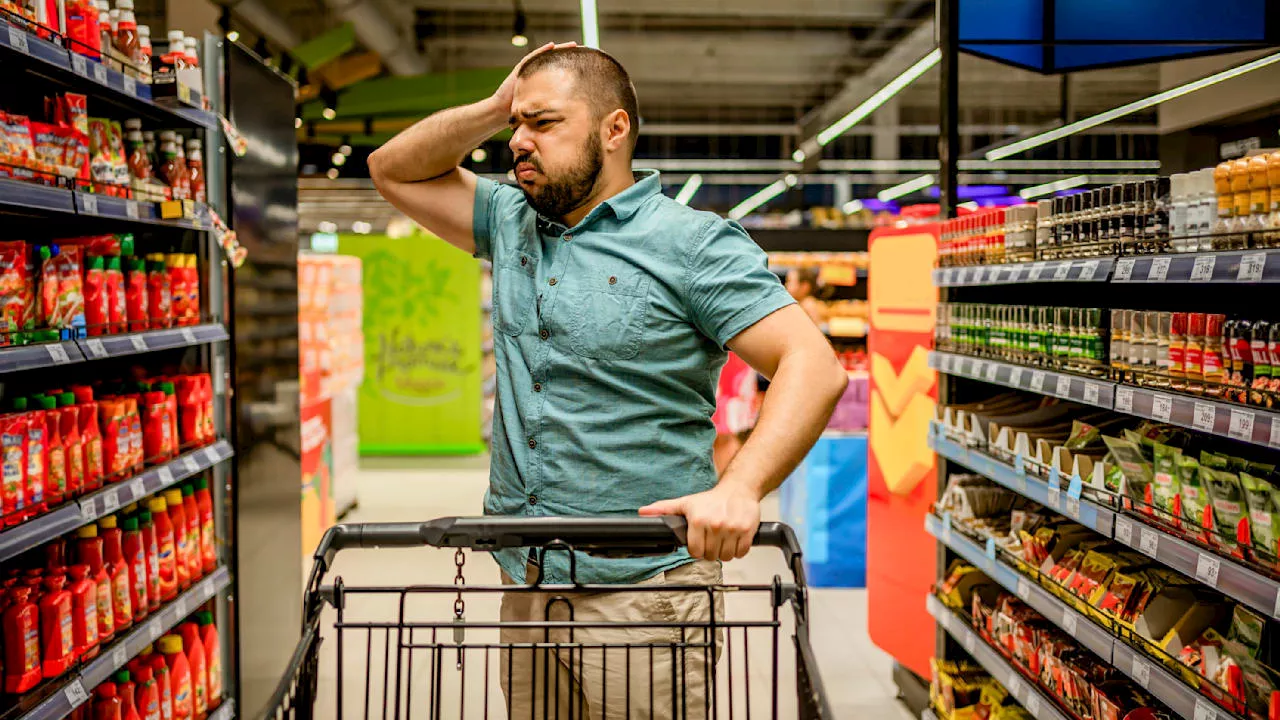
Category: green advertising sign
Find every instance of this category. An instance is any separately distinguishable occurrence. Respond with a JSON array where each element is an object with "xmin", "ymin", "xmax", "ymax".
[{"xmin": 338, "ymin": 232, "xmax": 484, "ymax": 455}]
